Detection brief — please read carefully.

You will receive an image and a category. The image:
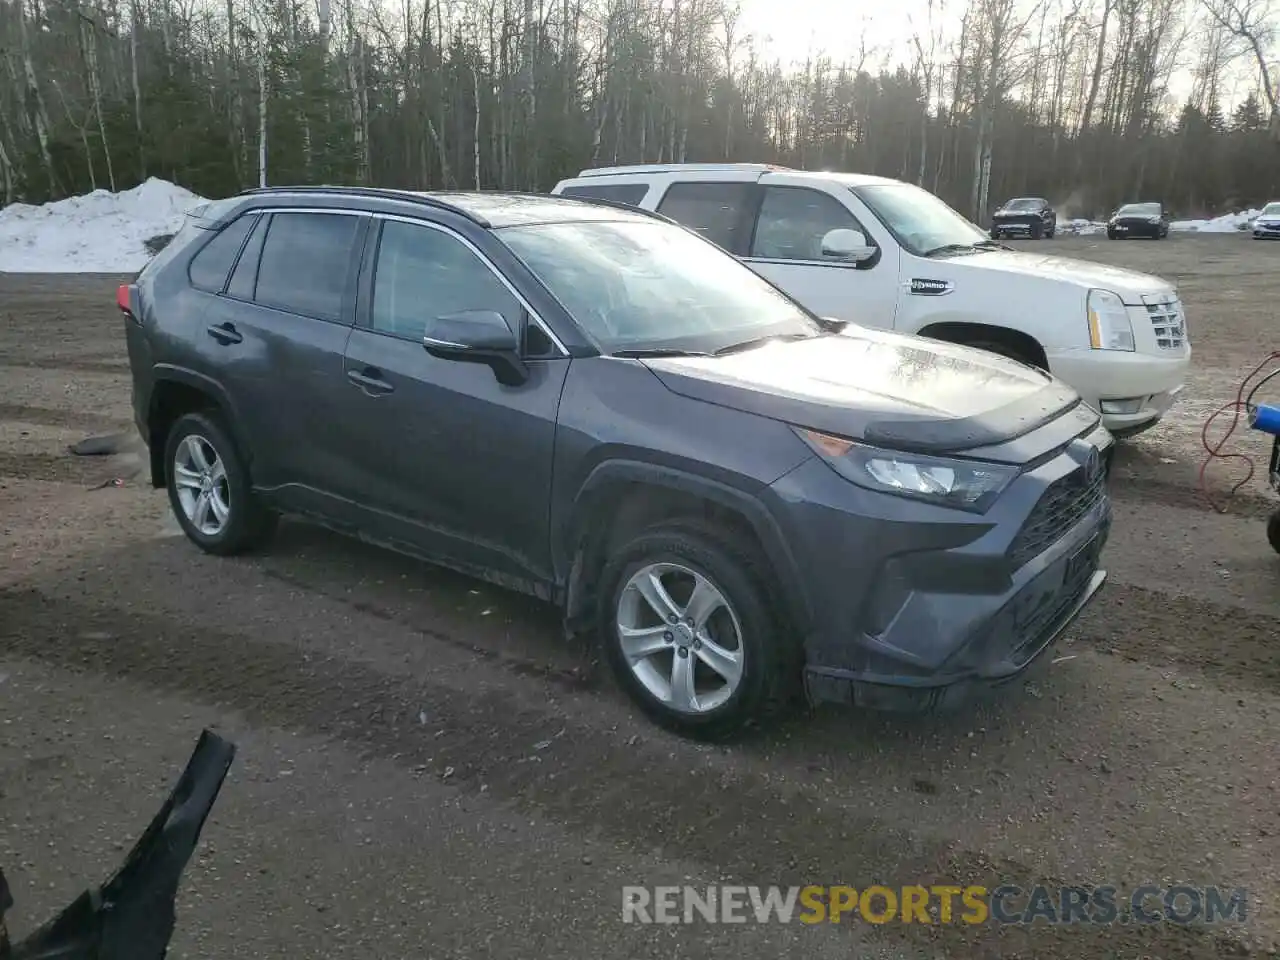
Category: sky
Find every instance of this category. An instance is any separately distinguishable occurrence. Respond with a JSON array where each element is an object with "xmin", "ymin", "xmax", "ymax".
[{"xmin": 730, "ymin": 0, "xmax": 1260, "ymax": 113}]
